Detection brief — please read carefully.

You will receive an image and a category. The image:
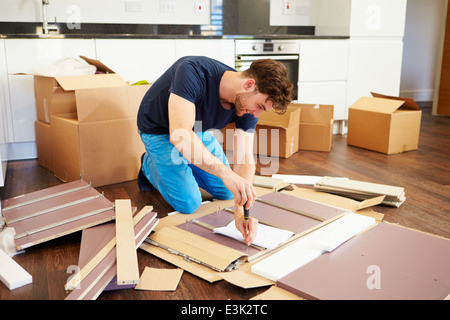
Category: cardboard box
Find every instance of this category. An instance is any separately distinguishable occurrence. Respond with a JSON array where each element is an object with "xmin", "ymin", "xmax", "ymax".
[
  {"xmin": 289, "ymin": 103, "xmax": 334, "ymax": 152},
  {"xmin": 223, "ymin": 107, "xmax": 301, "ymax": 159},
  {"xmin": 35, "ymin": 120, "xmax": 53, "ymax": 172},
  {"xmin": 50, "ymin": 84, "xmax": 150, "ymax": 187},
  {"xmin": 347, "ymin": 92, "xmax": 422, "ymax": 154},
  {"xmin": 34, "ymin": 73, "xmax": 127, "ymax": 123},
  {"xmin": 257, "ymin": 106, "xmax": 300, "ymax": 158},
  {"xmin": 33, "ymin": 56, "xmax": 125, "ymax": 123}
]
